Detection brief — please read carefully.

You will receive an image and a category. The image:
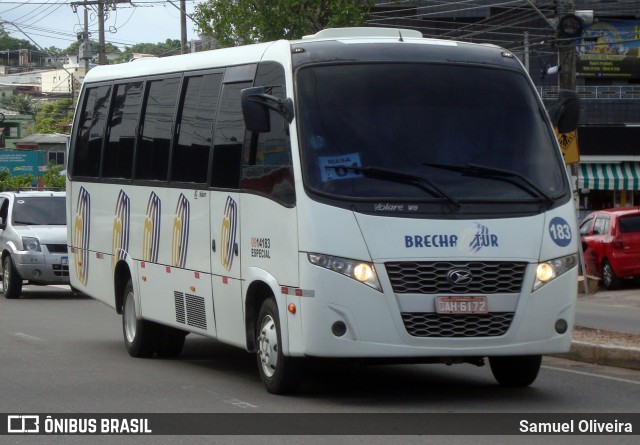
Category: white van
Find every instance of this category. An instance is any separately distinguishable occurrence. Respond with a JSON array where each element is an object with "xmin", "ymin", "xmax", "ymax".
[{"xmin": 67, "ymin": 28, "xmax": 580, "ymax": 393}]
